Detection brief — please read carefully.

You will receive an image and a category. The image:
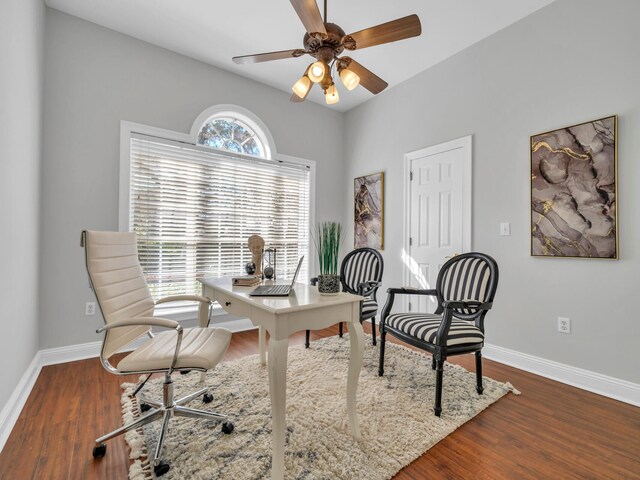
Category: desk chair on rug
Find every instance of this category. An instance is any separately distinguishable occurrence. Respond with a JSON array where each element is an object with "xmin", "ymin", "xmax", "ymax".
[
  {"xmin": 81, "ymin": 230, "xmax": 234, "ymax": 477},
  {"xmin": 378, "ymin": 252, "xmax": 499, "ymax": 416},
  {"xmin": 306, "ymin": 247, "xmax": 384, "ymax": 347}
]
